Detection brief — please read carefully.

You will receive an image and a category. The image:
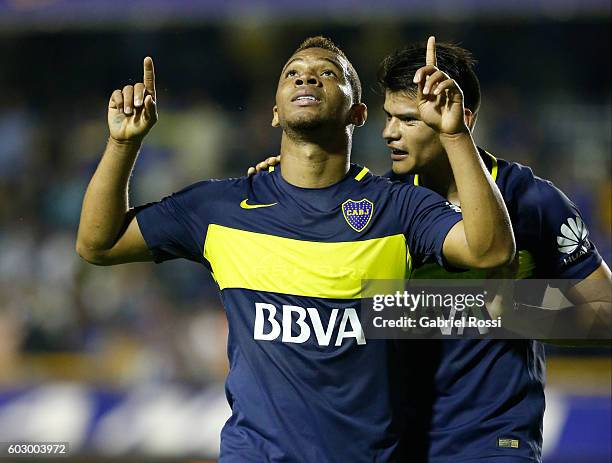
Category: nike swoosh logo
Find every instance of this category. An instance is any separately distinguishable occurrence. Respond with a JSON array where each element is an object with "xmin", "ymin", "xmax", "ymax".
[{"xmin": 240, "ymin": 199, "xmax": 278, "ymax": 209}]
